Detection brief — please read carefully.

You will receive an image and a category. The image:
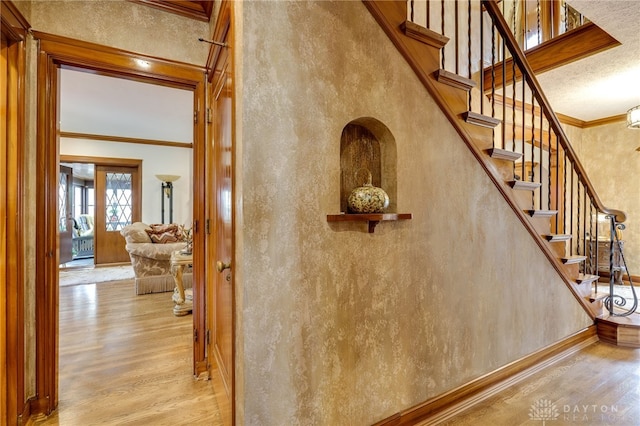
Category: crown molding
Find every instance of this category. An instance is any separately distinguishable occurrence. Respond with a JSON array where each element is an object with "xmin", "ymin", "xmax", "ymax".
[{"xmin": 128, "ymin": 0, "xmax": 213, "ymax": 22}]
